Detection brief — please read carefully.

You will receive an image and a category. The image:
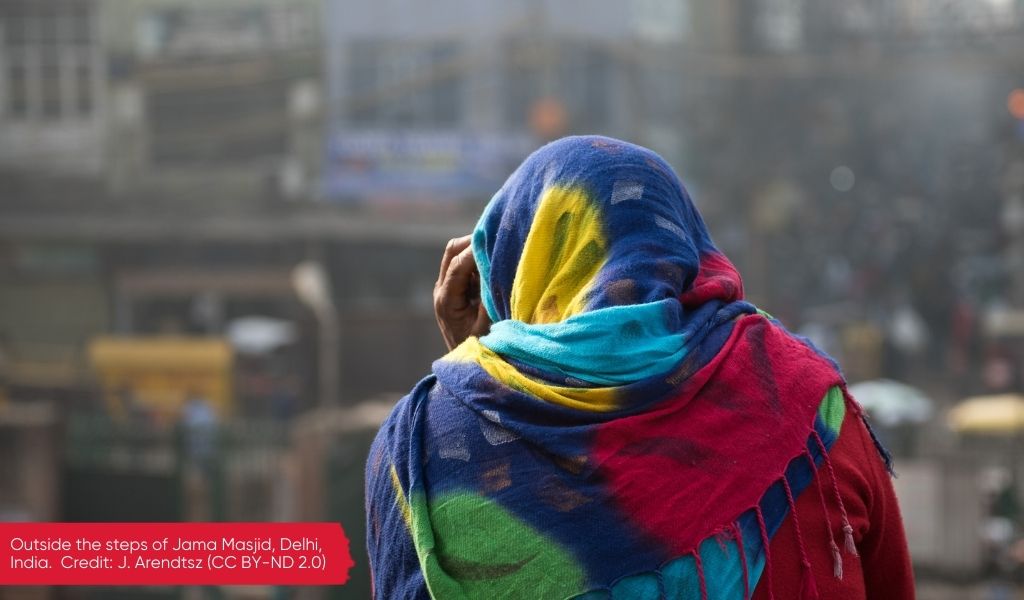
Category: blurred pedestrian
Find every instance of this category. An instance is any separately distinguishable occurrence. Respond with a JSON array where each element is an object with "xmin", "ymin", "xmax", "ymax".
[{"xmin": 182, "ymin": 390, "xmax": 217, "ymax": 468}]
